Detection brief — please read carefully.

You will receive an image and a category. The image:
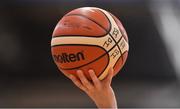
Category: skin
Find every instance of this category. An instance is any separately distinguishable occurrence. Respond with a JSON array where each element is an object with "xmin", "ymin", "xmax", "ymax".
[{"xmin": 66, "ymin": 67, "xmax": 117, "ymax": 109}]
